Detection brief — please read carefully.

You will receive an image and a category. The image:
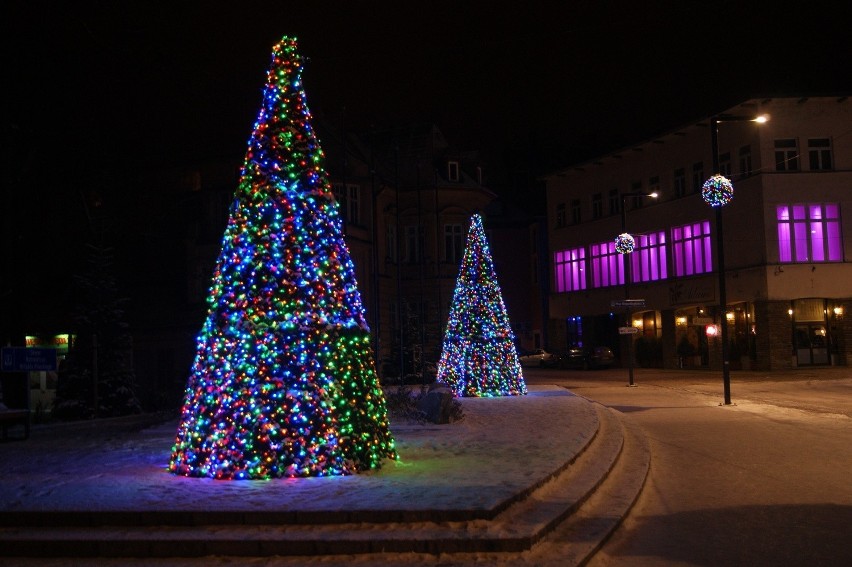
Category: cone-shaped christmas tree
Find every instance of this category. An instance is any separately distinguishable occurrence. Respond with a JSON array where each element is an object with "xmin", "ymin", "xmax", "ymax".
[
  {"xmin": 436, "ymin": 214, "xmax": 527, "ymax": 397},
  {"xmin": 169, "ymin": 36, "xmax": 396, "ymax": 480}
]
